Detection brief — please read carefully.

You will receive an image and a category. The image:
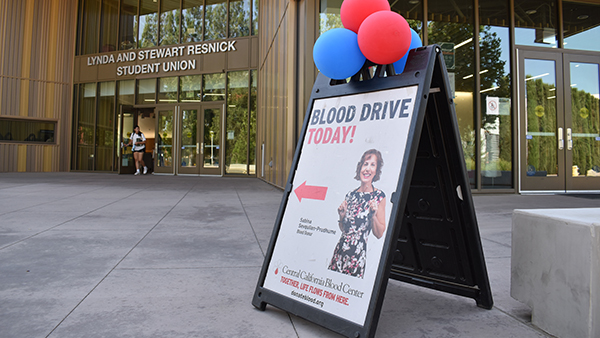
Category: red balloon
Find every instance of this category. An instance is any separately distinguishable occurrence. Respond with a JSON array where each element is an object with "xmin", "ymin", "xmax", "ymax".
[
  {"xmin": 340, "ymin": 0, "xmax": 391, "ymax": 33},
  {"xmin": 357, "ymin": 11, "xmax": 411, "ymax": 65}
]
